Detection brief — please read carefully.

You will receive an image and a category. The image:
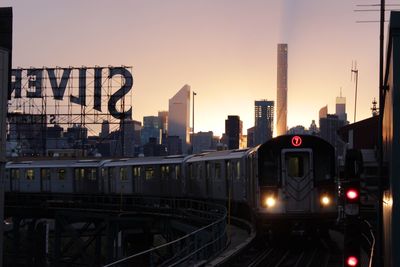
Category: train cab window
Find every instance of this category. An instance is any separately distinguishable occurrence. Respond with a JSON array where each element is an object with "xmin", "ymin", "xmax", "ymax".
[
  {"xmin": 41, "ymin": 168, "xmax": 51, "ymax": 180},
  {"xmin": 145, "ymin": 167, "xmax": 154, "ymax": 180},
  {"xmin": 120, "ymin": 167, "xmax": 127, "ymax": 181},
  {"xmin": 26, "ymin": 169, "xmax": 35, "ymax": 180},
  {"xmin": 58, "ymin": 169, "xmax": 66, "ymax": 180},
  {"xmin": 11, "ymin": 169, "xmax": 20, "ymax": 180},
  {"xmin": 286, "ymin": 154, "xmax": 307, "ymax": 178}
]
